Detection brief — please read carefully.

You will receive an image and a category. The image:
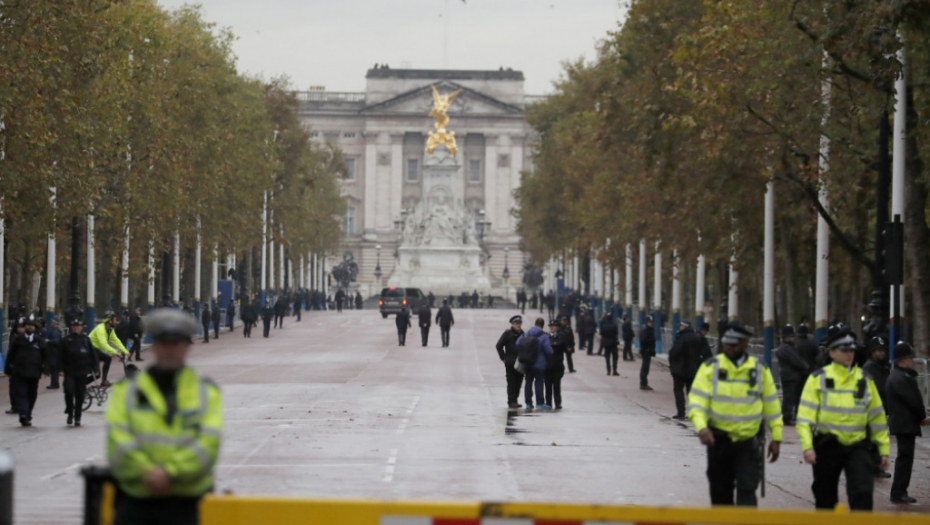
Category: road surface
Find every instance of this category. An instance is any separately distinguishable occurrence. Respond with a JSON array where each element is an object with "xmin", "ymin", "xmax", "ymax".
[{"xmin": 3, "ymin": 309, "xmax": 927, "ymax": 523}]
